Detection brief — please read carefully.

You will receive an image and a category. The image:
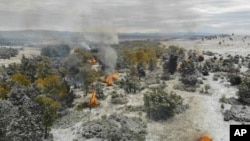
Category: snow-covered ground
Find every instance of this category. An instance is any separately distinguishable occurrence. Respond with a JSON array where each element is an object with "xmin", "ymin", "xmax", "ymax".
[
  {"xmin": 144, "ymin": 75, "xmax": 236, "ymax": 141},
  {"xmin": 162, "ymin": 35, "xmax": 250, "ymax": 56},
  {"xmin": 51, "ymin": 73, "xmax": 242, "ymax": 141},
  {"xmin": 9, "ymin": 35, "xmax": 247, "ymax": 141},
  {"xmin": 45, "ymin": 36, "xmax": 250, "ymax": 141}
]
